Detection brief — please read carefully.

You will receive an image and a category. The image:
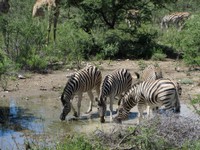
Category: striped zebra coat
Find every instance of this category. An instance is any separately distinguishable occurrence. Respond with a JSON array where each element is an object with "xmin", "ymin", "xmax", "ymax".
[
  {"xmin": 135, "ymin": 65, "xmax": 163, "ymax": 81},
  {"xmin": 114, "ymin": 78, "xmax": 180, "ymax": 124},
  {"xmin": 96, "ymin": 68, "xmax": 132, "ymax": 123},
  {"xmin": 135, "ymin": 65, "xmax": 182, "ymax": 97},
  {"xmin": 134, "ymin": 65, "xmax": 163, "ymax": 115},
  {"xmin": 60, "ymin": 65, "xmax": 102, "ymax": 121},
  {"xmin": 161, "ymin": 12, "xmax": 190, "ymax": 30}
]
